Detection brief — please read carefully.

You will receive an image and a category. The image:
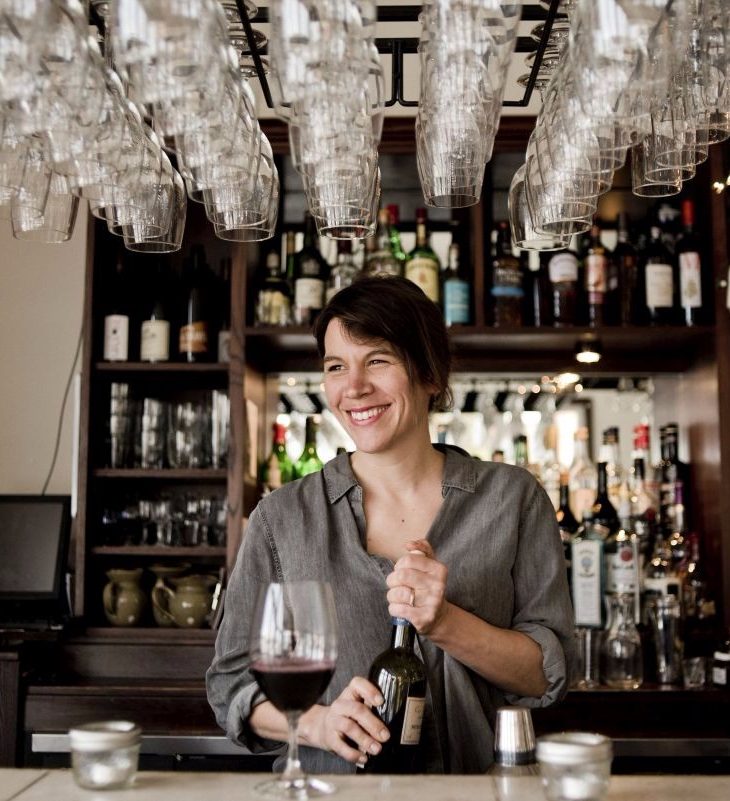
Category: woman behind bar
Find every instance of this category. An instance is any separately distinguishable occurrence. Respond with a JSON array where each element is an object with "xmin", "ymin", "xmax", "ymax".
[{"xmin": 207, "ymin": 275, "xmax": 574, "ymax": 773}]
